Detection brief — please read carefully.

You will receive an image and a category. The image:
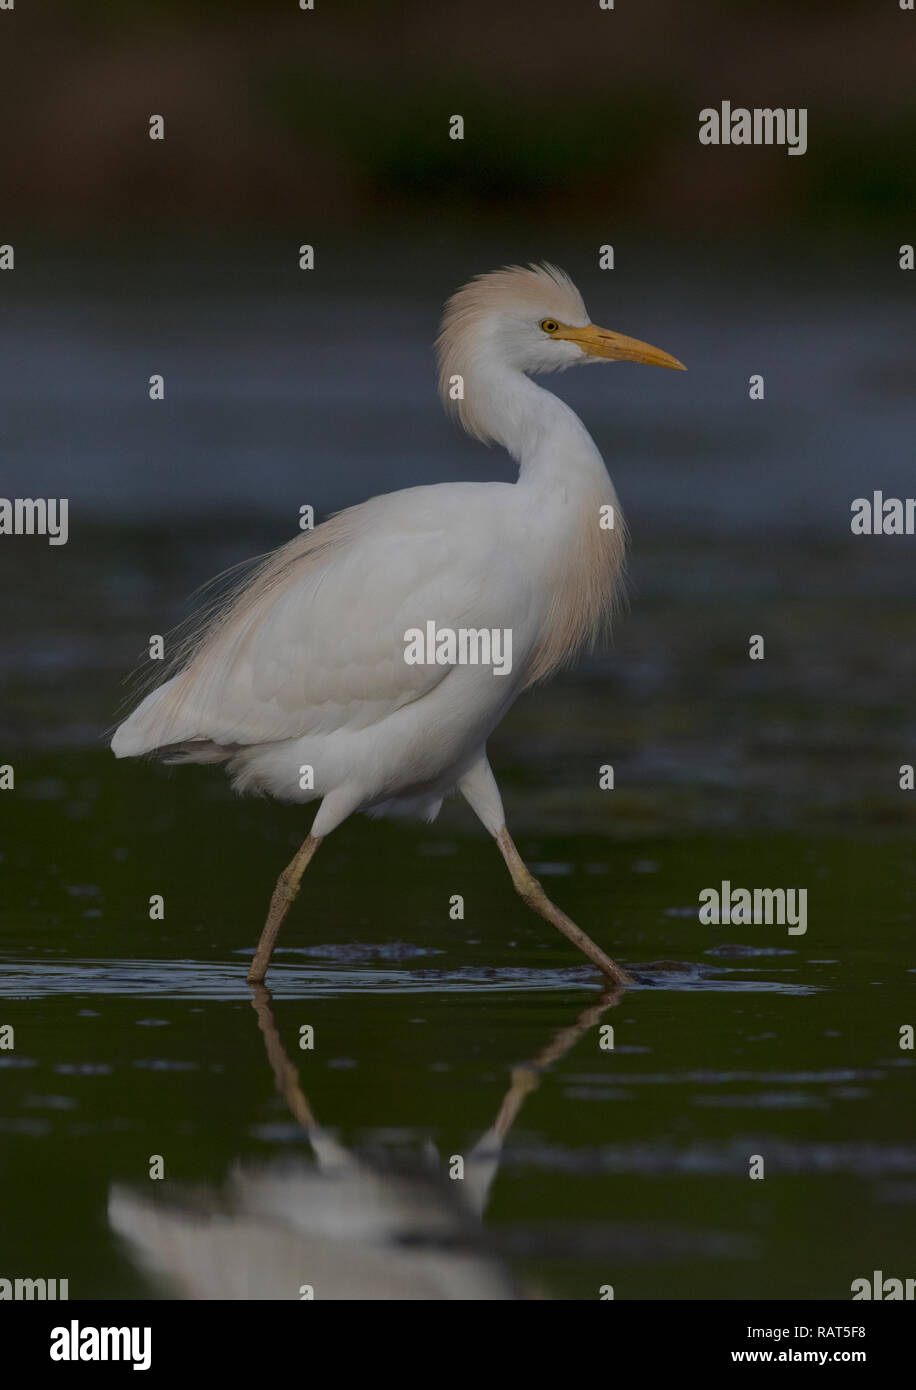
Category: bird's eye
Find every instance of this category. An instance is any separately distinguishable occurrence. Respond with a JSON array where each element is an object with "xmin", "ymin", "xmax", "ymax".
[{"xmin": 540, "ymin": 319, "xmax": 559, "ymax": 334}]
